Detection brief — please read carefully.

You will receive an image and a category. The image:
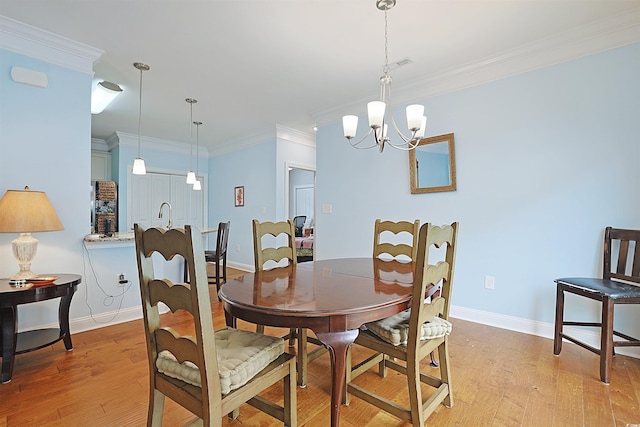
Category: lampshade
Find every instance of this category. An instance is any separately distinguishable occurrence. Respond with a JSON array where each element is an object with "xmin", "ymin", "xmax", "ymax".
[
  {"xmin": 0, "ymin": 186, "xmax": 63, "ymax": 280},
  {"xmin": 91, "ymin": 81, "xmax": 122, "ymax": 114},
  {"xmin": 0, "ymin": 186, "xmax": 63, "ymax": 233}
]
